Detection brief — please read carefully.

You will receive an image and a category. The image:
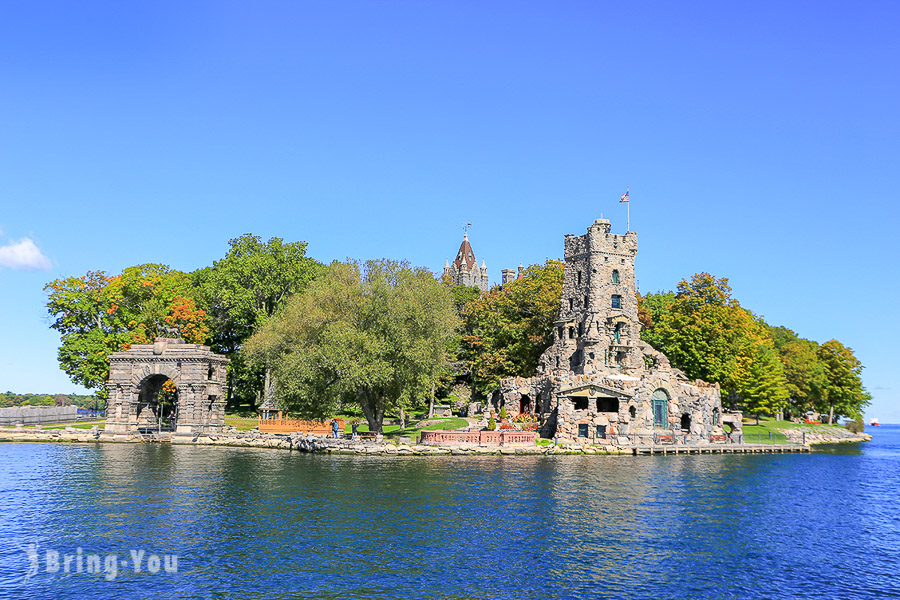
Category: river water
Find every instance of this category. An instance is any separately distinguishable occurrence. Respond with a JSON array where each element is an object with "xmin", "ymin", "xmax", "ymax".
[{"xmin": 1, "ymin": 427, "xmax": 898, "ymax": 600}]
